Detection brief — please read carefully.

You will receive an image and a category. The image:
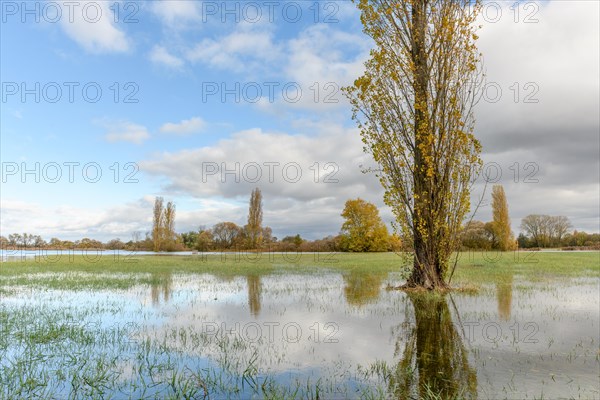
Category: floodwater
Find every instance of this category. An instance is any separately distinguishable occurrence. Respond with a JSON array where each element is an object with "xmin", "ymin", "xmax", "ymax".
[{"xmin": 1, "ymin": 271, "xmax": 598, "ymax": 399}]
